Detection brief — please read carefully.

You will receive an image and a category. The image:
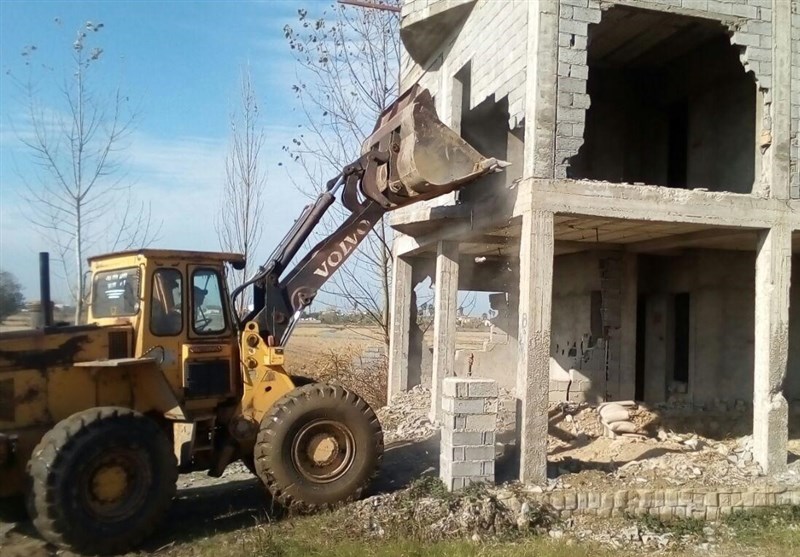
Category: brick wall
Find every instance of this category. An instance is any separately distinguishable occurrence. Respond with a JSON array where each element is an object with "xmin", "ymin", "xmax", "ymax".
[{"xmin": 554, "ymin": 0, "xmax": 775, "ymax": 179}]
